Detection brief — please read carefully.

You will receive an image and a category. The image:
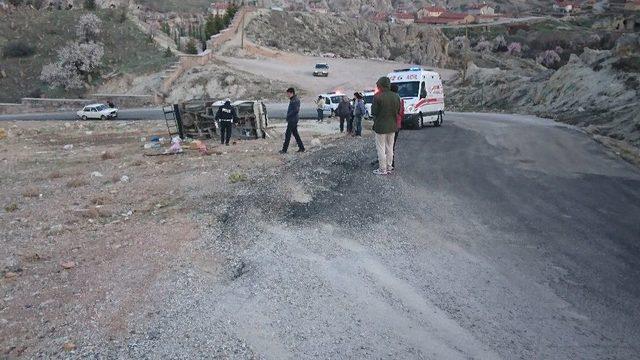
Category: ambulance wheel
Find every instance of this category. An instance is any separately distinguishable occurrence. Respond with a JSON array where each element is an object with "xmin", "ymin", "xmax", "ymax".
[{"xmin": 434, "ymin": 112, "xmax": 443, "ymax": 127}]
